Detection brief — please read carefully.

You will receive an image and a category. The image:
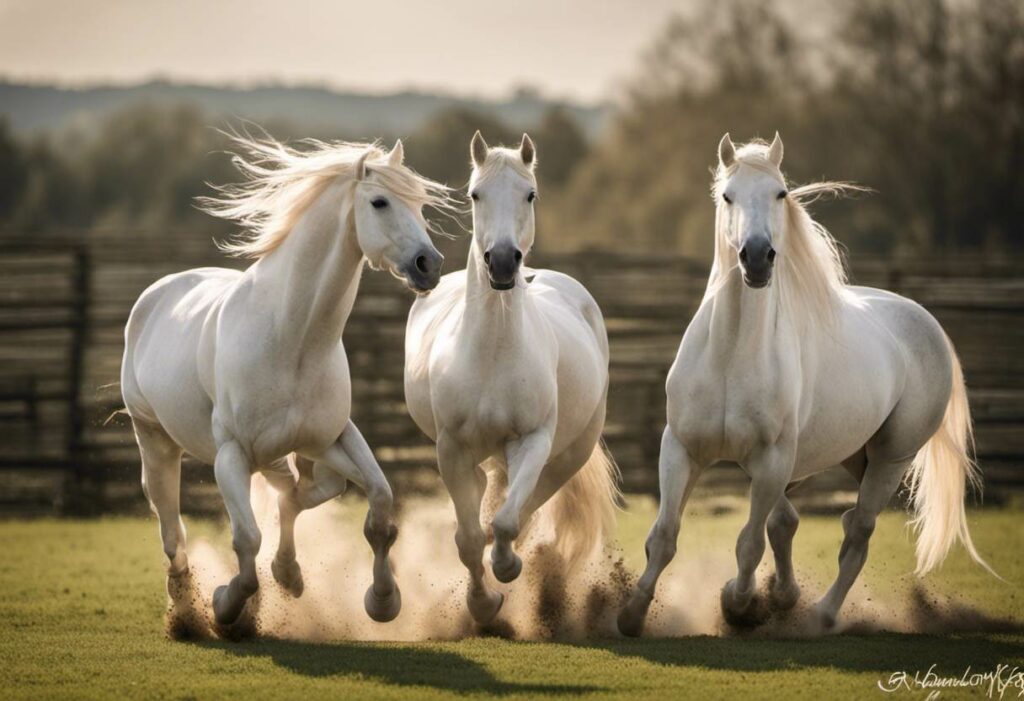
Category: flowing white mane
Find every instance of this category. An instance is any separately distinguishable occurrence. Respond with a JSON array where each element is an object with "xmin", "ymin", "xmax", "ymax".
[
  {"xmin": 199, "ymin": 132, "xmax": 452, "ymax": 258},
  {"xmin": 707, "ymin": 139, "xmax": 865, "ymax": 328}
]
